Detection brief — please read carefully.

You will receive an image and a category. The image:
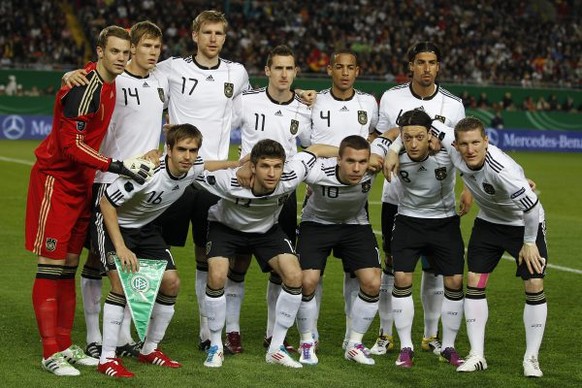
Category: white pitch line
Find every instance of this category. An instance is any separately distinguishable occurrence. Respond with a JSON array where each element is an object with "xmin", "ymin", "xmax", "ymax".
[
  {"xmin": 4, "ymin": 155, "xmax": 579, "ymax": 275},
  {"xmin": 370, "ymin": 228, "xmax": 581, "ymax": 275},
  {"xmin": 0, "ymin": 156, "xmax": 34, "ymax": 166}
]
